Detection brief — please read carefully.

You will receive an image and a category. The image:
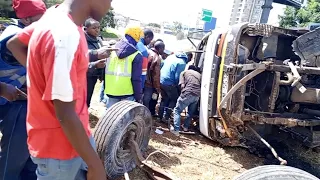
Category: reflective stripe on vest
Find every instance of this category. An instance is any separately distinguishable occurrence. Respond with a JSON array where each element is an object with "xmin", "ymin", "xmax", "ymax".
[
  {"xmin": 0, "ymin": 24, "xmax": 26, "ymax": 105},
  {"xmin": 104, "ymin": 51, "xmax": 139, "ymax": 96}
]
